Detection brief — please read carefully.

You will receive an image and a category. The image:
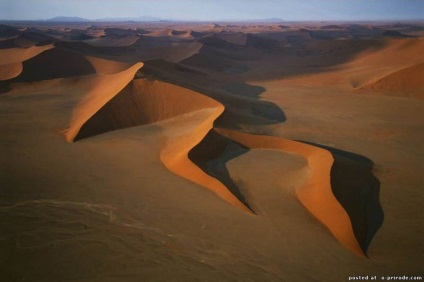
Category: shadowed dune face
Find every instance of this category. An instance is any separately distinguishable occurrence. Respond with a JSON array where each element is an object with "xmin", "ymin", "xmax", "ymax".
[
  {"xmin": 75, "ymin": 79, "xmax": 219, "ymax": 140},
  {"xmin": 141, "ymin": 61, "xmax": 287, "ymax": 130},
  {"xmin": 0, "ymin": 24, "xmax": 23, "ymax": 39},
  {"xmin": 70, "ymin": 71, "xmax": 380, "ymax": 255},
  {"xmin": 0, "ymin": 44, "xmax": 54, "ymax": 80},
  {"xmin": 10, "ymin": 47, "xmax": 96, "ymax": 82},
  {"xmin": 359, "ymin": 62, "xmax": 424, "ymax": 98},
  {"xmin": 188, "ymin": 129, "xmax": 252, "ymax": 211},
  {"xmin": 1, "ymin": 21, "xmax": 423, "ymax": 280},
  {"xmin": 72, "ymin": 77, "xmax": 252, "ymax": 212},
  {"xmin": 216, "ymin": 129, "xmax": 366, "ymax": 256},
  {"xmin": 214, "ymin": 83, "xmax": 287, "ymax": 130},
  {"xmin": 62, "ymin": 62, "xmax": 144, "ymax": 142},
  {"xmin": 299, "ymin": 142, "xmax": 383, "ymax": 255}
]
